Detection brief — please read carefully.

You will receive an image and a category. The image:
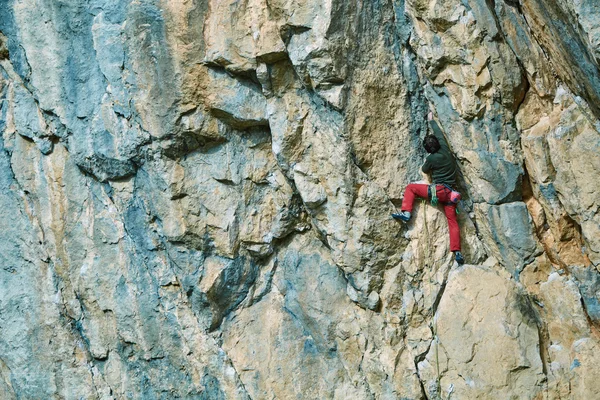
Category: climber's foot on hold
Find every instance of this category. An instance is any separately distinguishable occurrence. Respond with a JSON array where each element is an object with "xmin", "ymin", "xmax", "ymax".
[
  {"xmin": 392, "ymin": 211, "xmax": 411, "ymax": 222},
  {"xmin": 454, "ymin": 251, "xmax": 465, "ymax": 265}
]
